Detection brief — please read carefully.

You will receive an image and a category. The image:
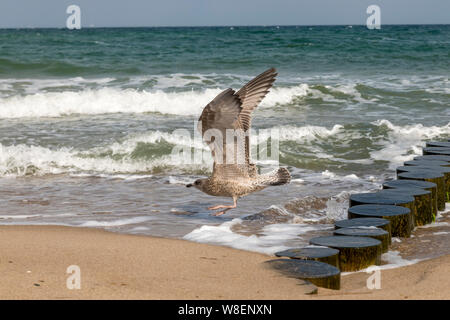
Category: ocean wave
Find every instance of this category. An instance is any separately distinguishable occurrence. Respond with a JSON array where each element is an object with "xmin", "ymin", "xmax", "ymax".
[
  {"xmin": 0, "ymin": 142, "xmax": 211, "ymax": 177},
  {"xmin": 275, "ymin": 124, "xmax": 344, "ymax": 141},
  {"xmin": 3, "ymin": 74, "xmax": 446, "ymax": 119},
  {"xmin": 0, "ymin": 84, "xmax": 313, "ymax": 118},
  {"xmin": 0, "ymin": 123, "xmax": 344, "ymax": 177},
  {"xmin": 1, "ymin": 120, "xmax": 449, "ymax": 177},
  {"xmin": 0, "ymin": 123, "xmax": 344, "ymax": 176},
  {"xmin": 0, "ymin": 87, "xmax": 219, "ymax": 118},
  {"xmin": 370, "ymin": 119, "xmax": 450, "ymax": 169}
]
